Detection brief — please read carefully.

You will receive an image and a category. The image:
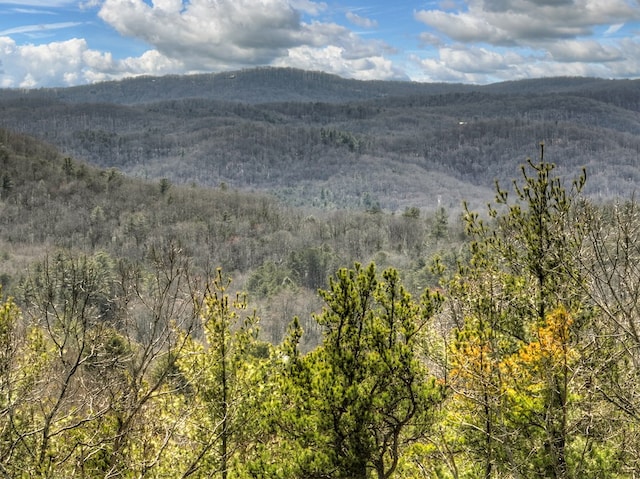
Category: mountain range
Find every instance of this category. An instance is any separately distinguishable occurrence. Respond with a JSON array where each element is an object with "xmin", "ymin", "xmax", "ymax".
[{"xmin": 1, "ymin": 67, "xmax": 639, "ymax": 212}]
